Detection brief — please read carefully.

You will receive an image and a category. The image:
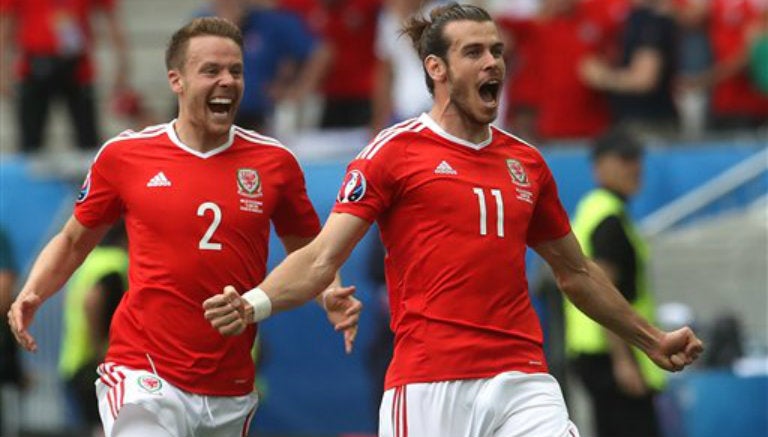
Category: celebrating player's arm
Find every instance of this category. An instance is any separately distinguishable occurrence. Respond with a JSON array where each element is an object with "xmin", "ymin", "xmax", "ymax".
[
  {"xmin": 8, "ymin": 216, "xmax": 109, "ymax": 352},
  {"xmin": 203, "ymin": 215, "xmax": 368, "ymax": 353},
  {"xmin": 533, "ymin": 231, "xmax": 703, "ymax": 373}
]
